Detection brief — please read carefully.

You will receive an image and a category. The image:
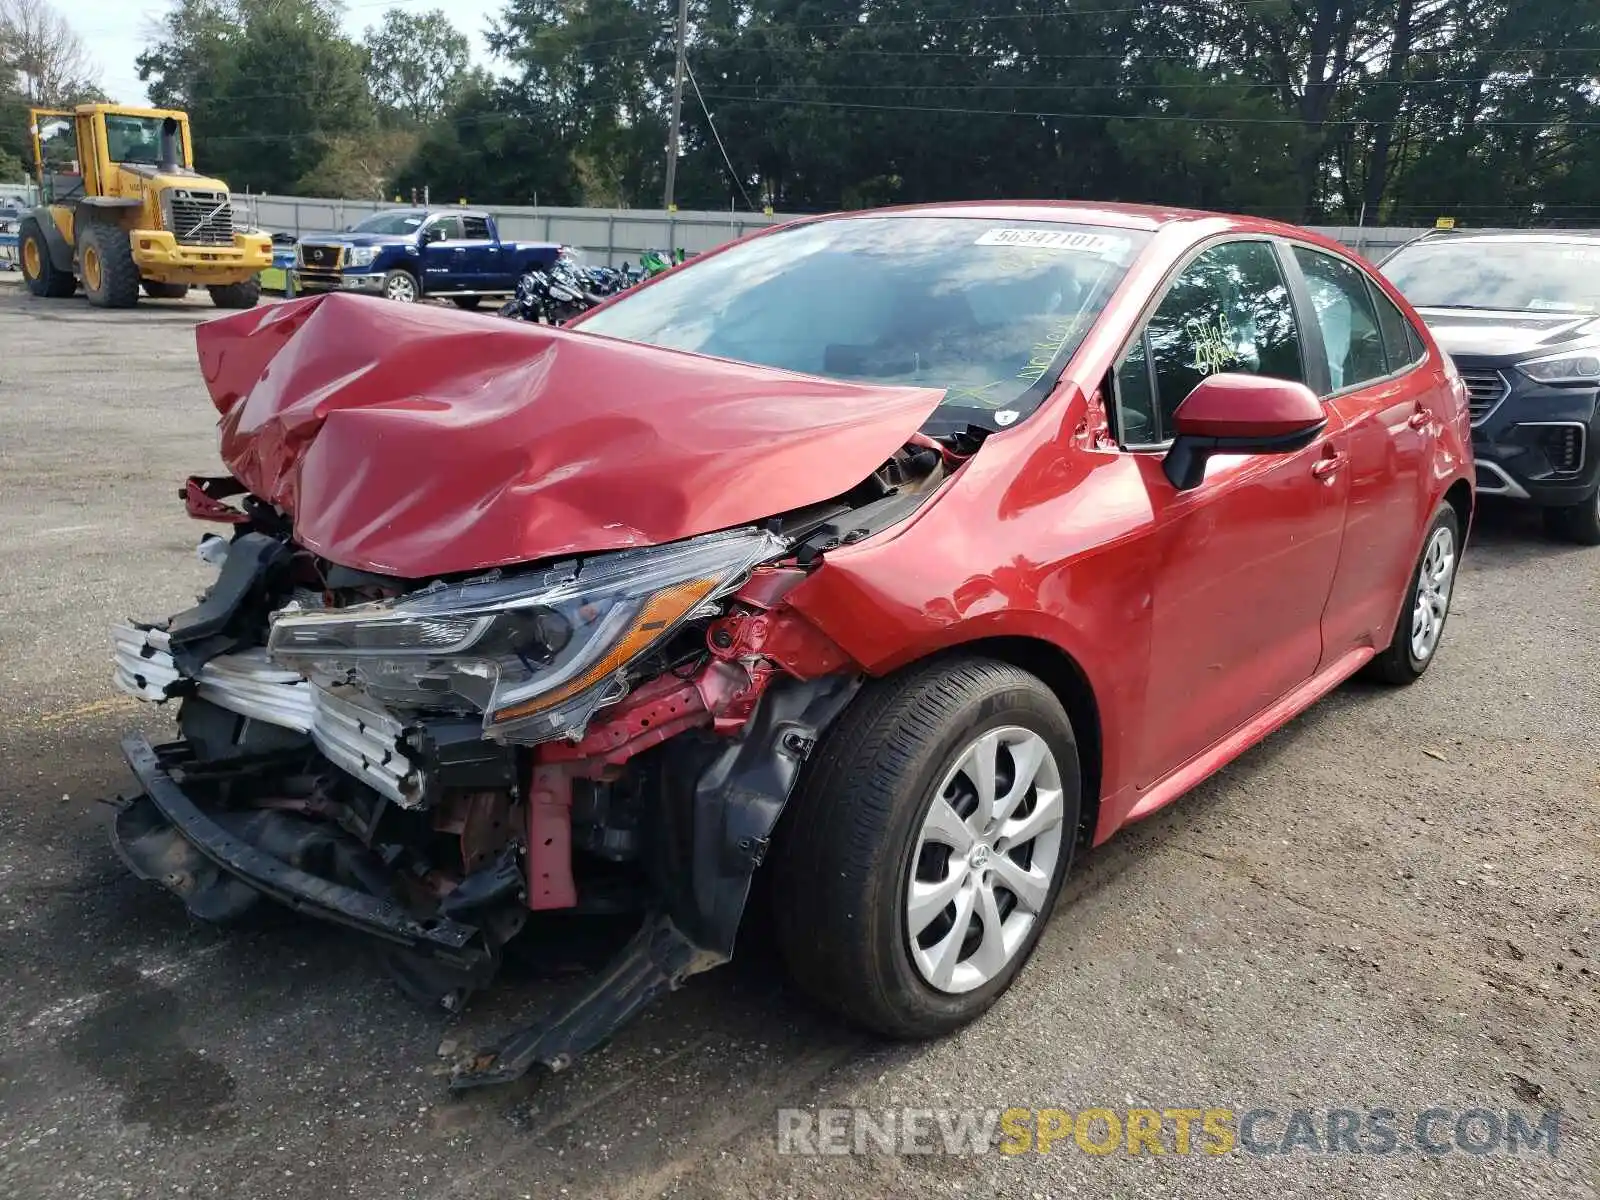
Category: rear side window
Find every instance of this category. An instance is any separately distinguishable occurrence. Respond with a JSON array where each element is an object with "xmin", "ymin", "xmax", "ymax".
[
  {"xmin": 1117, "ymin": 239, "xmax": 1305, "ymax": 443},
  {"xmin": 1367, "ymin": 284, "xmax": 1428, "ymax": 371},
  {"xmin": 462, "ymin": 215, "xmax": 492, "ymax": 240},
  {"xmin": 1292, "ymin": 247, "xmax": 1388, "ymax": 393}
]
